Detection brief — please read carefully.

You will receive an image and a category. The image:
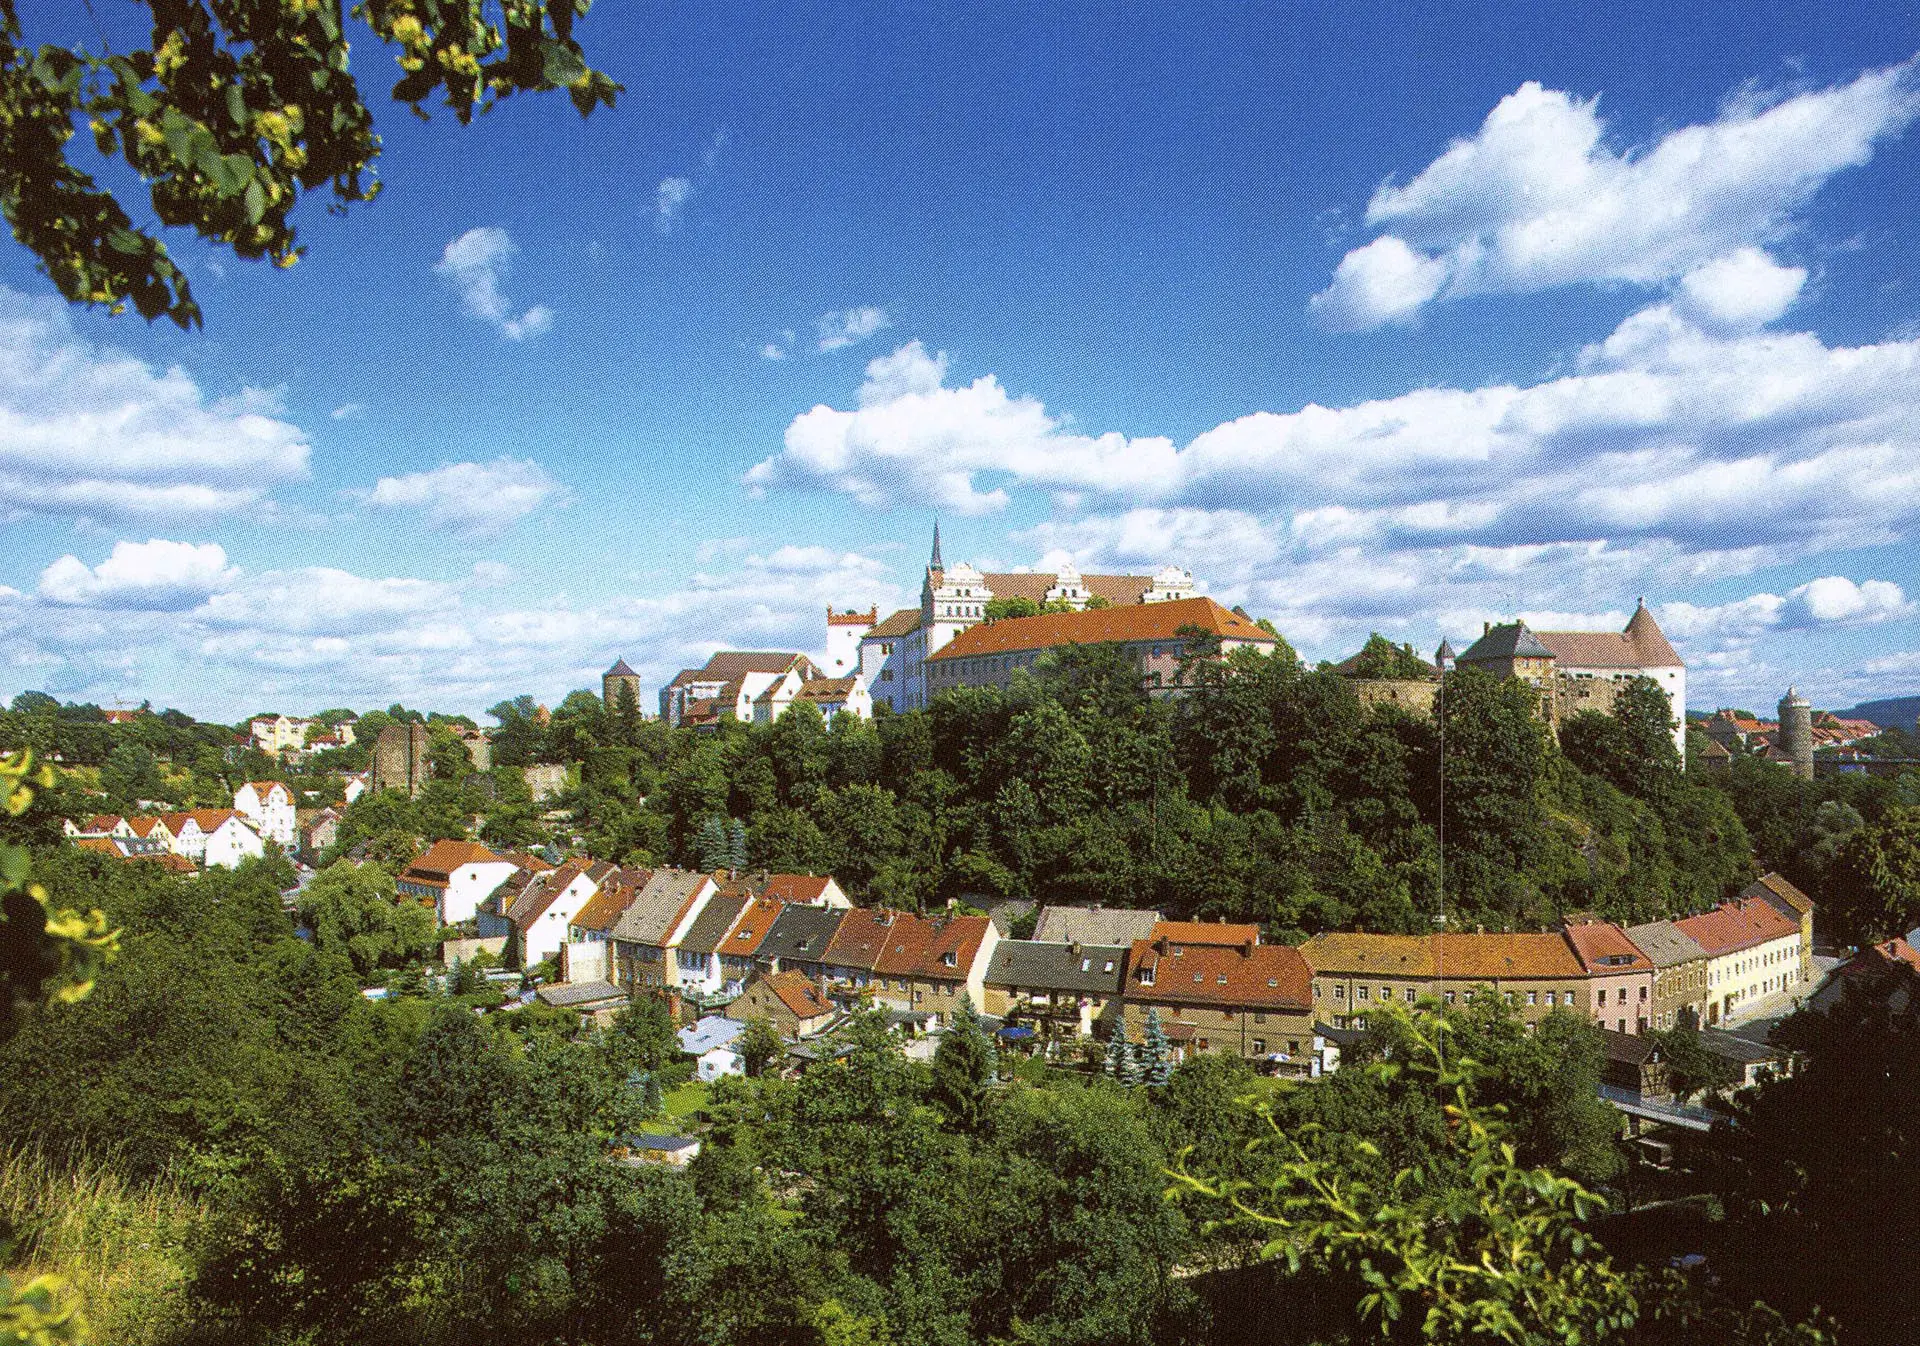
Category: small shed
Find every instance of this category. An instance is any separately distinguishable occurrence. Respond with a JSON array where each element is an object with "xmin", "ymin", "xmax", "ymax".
[{"xmin": 612, "ymin": 1133, "xmax": 701, "ymax": 1167}]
